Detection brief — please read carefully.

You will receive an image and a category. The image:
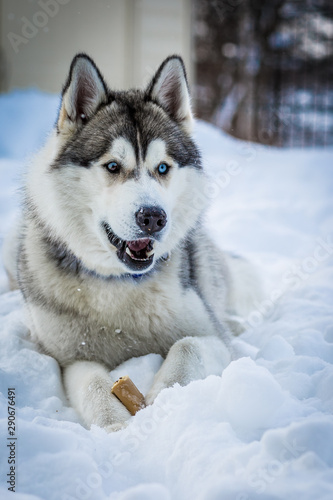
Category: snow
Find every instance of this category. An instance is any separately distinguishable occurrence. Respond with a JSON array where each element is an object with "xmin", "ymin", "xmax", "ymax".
[{"xmin": 1, "ymin": 89, "xmax": 333, "ymax": 499}]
